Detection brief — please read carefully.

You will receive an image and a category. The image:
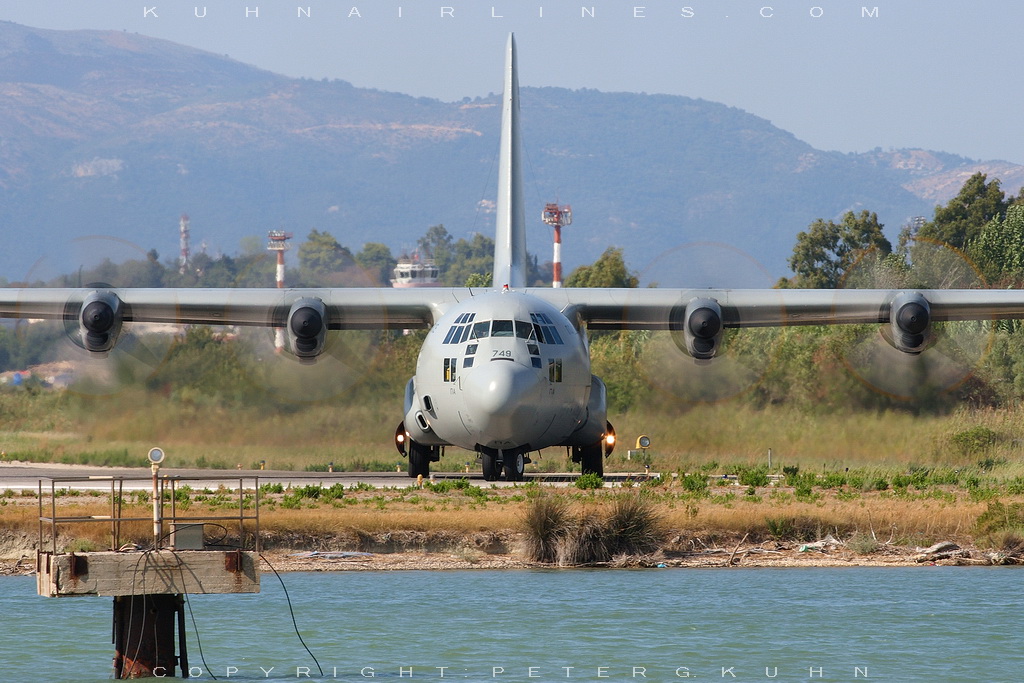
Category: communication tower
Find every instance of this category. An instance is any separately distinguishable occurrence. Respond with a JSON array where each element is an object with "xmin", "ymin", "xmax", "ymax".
[
  {"xmin": 541, "ymin": 203, "xmax": 572, "ymax": 288},
  {"xmin": 178, "ymin": 214, "xmax": 190, "ymax": 275},
  {"xmin": 267, "ymin": 230, "xmax": 293, "ymax": 351}
]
